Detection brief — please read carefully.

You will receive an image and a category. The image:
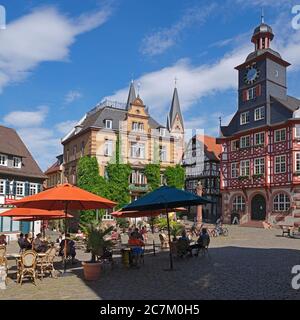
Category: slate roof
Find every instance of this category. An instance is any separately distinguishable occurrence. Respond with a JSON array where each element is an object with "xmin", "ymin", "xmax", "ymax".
[
  {"xmin": 0, "ymin": 126, "xmax": 46, "ymax": 180},
  {"xmin": 167, "ymin": 88, "xmax": 184, "ymax": 131}
]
